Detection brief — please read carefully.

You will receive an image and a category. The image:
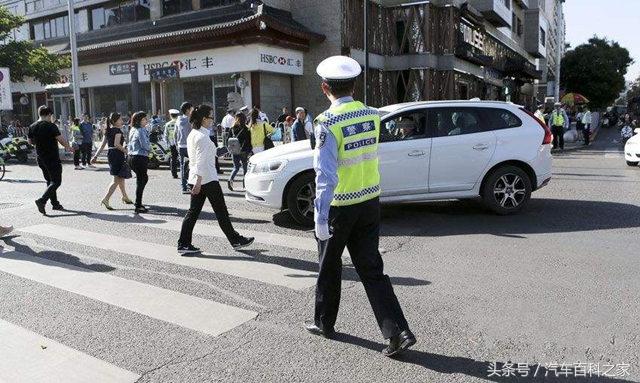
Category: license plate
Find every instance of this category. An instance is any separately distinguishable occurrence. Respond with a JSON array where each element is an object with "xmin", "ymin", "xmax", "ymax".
[{"xmin": 19, "ymin": 145, "xmax": 27, "ymax": 149}]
